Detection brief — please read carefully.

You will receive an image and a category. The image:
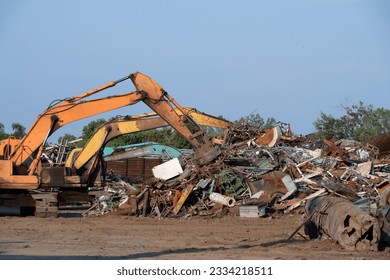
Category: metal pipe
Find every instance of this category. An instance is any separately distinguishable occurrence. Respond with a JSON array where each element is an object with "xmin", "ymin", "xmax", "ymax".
[
  {"xmin": 209, "ymin": 192, "xmax": 236, "ymax": 207},
  {"xmin": 305, "ymin": 195, "xmax": 380, "ymax": 251}
]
